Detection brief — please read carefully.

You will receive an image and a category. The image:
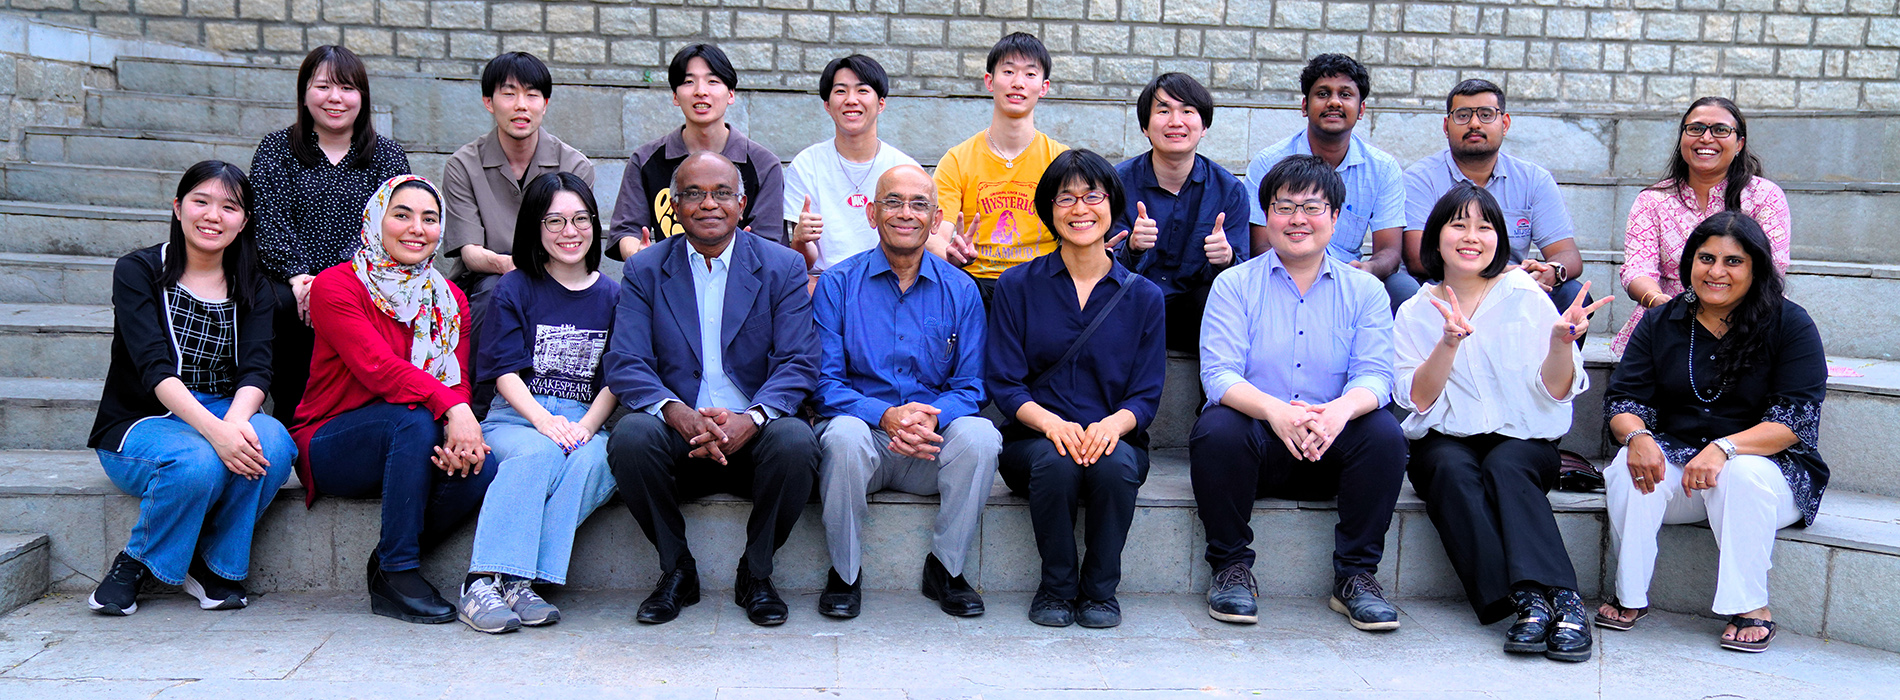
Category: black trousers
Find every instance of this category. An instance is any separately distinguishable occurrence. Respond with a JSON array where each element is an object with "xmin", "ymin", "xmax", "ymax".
[
  {"xmin": 1189, "ymin": 404, "xmax": 1407, "ymax": 579},
  {"xmin": 268, "ymin": 280, "xmax": 314, "ymax": 423},
  {"xmin": 1408, "ymin": 431, "xmax": 1577, "ymax": 624},
  {"xmin": 452, "ymin": 272, "xmax": 502, "ymax": 419},
  {"xmin": 999, "ymin": 438, "xmax": 1149, "ymax": 601},
  {"xmin": 607, "ymin": 412, "xmax": 818, "ymax": 580},
  {"xmin": 1163, "ymin": 285, "xmax": 1209, "ymax": 354}
]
